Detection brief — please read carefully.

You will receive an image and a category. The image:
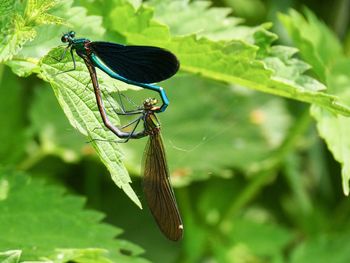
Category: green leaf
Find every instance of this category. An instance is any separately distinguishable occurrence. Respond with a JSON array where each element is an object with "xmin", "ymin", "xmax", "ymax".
[
  {"xmin": 279, "ymin": 8, "xmax": 342, "ymax": 82},
  {"xmin": 0, "ymin": 0, "xmax": 65, "ymax": 63},
  {"xmin": 0, "ymin": 67, "xmax": 28, "ymax": 166},
  {"xmin": 4, "ymin": 0, "xmax": 104, "ymax": 77},
  {"xmin": 291, "ymin": 233, "xmax": 350, "ymax": 263},
  {"xmin": 311, "ymin": 60, "xmax": 350, "ymax": 195},
  {"xmin": 149, "ymin": 0, "xmax": 244, "ymax": 40},
  {"xmin": 147, "ymin": 0, "xmax": 269, "ymax": 44},
  {"xmin": 0, "ymin": 248, "xmax": 118, "ymax": 262},
  {"xmin": 279, "ymin": 9, "xmax": 350, "ymax": 195},
  {"xmin": 29, "ymin": 84, "xmax": 86, "ymax": 163},
  {"xmin": 39, "ymin": 47, "xmax": 142, "ymax": 208},
  {"xmin": 107, "ymin": 0, "xmax": 350, "ymax": 116},
  {"xmin": 24, "ymin": 0, "xmax": 64, "ymax": 25},
  {"xmin": 210, "ymin": 217, "xmax": 292, "ymax": 263},
  {"xmin": 0, "ymin": 169, "xmax": 148, "ymax": 262},
  {"xmin": 230, "ymin": 218, "xmax": 292, "ymax": 256},
  {"xmin": 0, "ymin": 14, "xmax": 37, "ymax": 63},
  {"xmin": 0, "ymin": 250, "xmax": 21, "ymax": 263},
  {"xmin": 48, "ymin": 248, "xmax": 114, "ymax": 263},
  {"xmin": 223, "ymin": 0, "xmax": 266, "ymax": 22},
  {"xmin": 0, "ymin": 0, "xmax": 16, "ymax": 18}
]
